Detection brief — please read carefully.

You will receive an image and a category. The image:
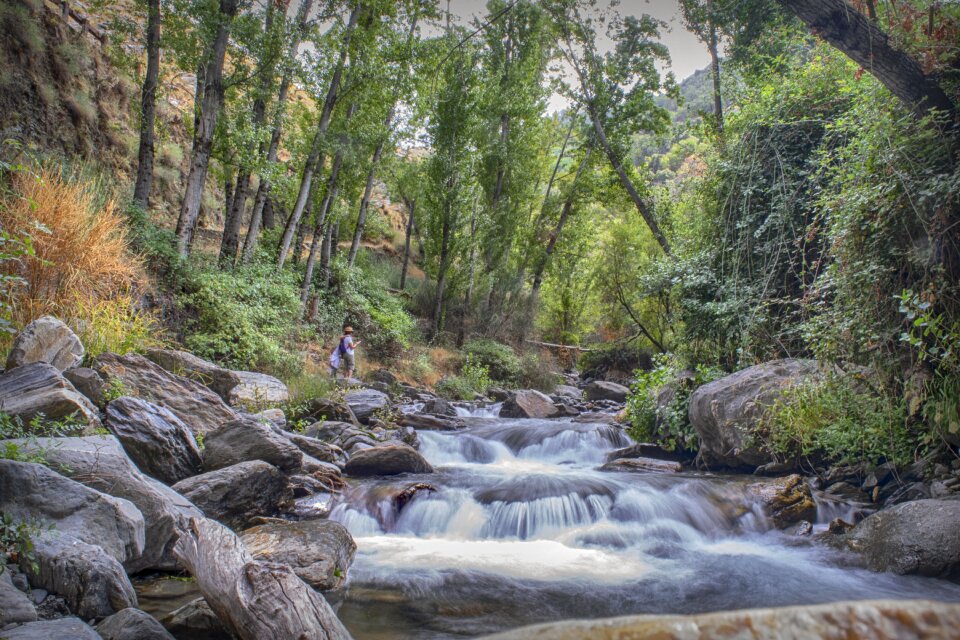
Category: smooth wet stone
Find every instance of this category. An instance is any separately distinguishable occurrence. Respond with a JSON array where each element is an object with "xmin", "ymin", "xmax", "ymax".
[
  {"xmin": 746, "ymin": 474, "xmax": 817, "ymax": 528},
  {"xmin": 583, "ymin": 380, "xmax": 629, "ymax": 403},
  {"xmin": 344, "ymin": 444, "xmax": 434, "ymax": 477},
  {"xmin": 499, "ymin": 390, "xmax": 558, "ymax": 419},
  {"xmin": 344, "ymin": 388, "xmax": 390, "ymax": 424},
  {"xmin": 398, "ymin": 412, "xmax": 465, "ymax": 431},
  {"xmin": 599, "ymin": 457, "xmax": 682, "ymax": 474},
  {"xmin": 159, "ymin": 598, "xmax": 233, "ymax": 640}
]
